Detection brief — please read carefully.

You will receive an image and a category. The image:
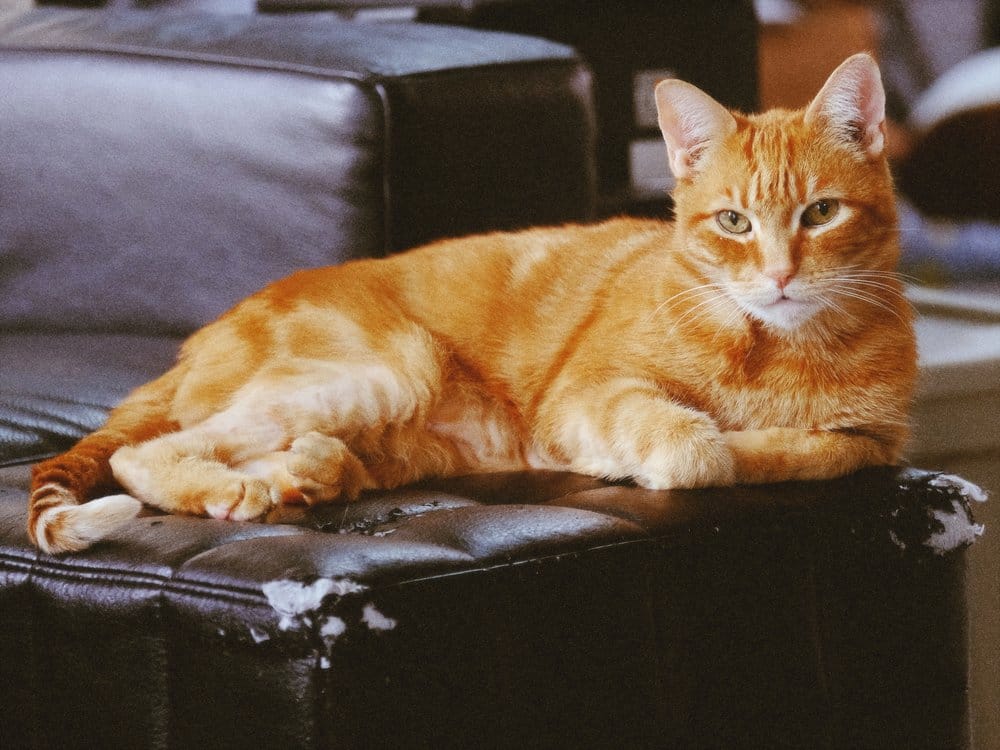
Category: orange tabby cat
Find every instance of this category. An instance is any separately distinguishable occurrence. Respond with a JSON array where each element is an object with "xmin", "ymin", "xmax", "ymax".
[{"xmin": 28, "ymin": 53, "xmax": 915, "ymax": 553}]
